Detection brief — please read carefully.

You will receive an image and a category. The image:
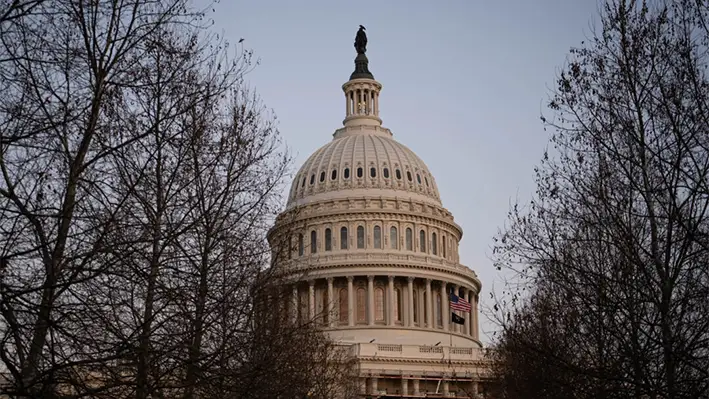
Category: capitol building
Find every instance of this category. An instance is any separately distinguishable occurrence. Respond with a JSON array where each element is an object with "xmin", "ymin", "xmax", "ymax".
[{"xmin": 268, "ymin": 27, "xmax": 491, "ymax": 398}]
